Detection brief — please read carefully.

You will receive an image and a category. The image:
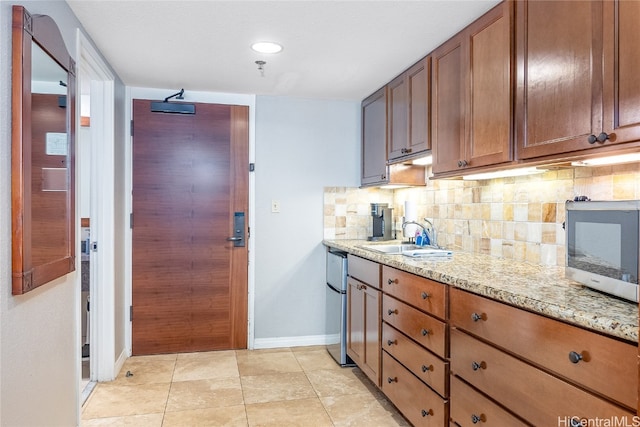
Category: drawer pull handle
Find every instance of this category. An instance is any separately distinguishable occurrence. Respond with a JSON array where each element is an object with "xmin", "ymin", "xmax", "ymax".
[
  {"xmin": 471, "ymin": 361, "xmax": 486, "ymax": 371},
  {"xmin": 471, "ymin": 413, "xmax": 486, "ymax": 424},
  {"xmin": 471, "ymin": 312, "xmax": 484, "ymax": 322},
  {"xmin": 356, "ymin": 284, "xmax": 367, "ymax": 291},
  {"xmin": 387, "ymin": 339, "xmax": 397, "ymax": 346},
  {"xmin": 421, "ymin": 292, "xmax": 430, "ymax": 299},
  {"xmin": 421, "ymin": 364, "xmax": 433, "ymax": 373},
  {"xmin": 388, "ymin": 309, "xmax": 398, "ymax": 316},
  {"xmin": 387, "ymin": 376, "xmax": 398, "ymax": 384},
  {"xmin": 568, "ymin": 351, "xmax": 583, "ymax": 364},
  {"xmin": 387, "ymin": 278, "xmax": 398, "ymax": 285},
  {"xmin": 421, "ymin": 328, "xmax": 430, "ymax": 336},
  {"xmin": 421, "ymin": 409, "xmax": 432, "ymax": 417}
]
